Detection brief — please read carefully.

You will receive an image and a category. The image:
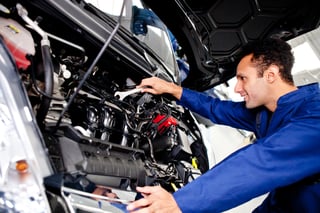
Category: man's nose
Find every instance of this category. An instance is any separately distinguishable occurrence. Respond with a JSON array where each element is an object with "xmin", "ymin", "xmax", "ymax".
[{"xmin": 234, "ymin": 81, "xmax": 242, "ymax": 93}]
